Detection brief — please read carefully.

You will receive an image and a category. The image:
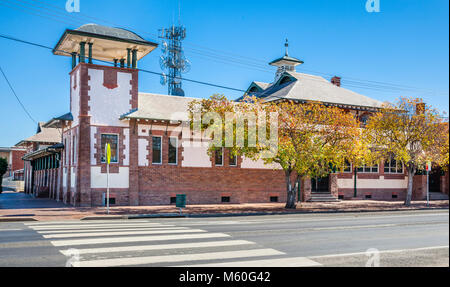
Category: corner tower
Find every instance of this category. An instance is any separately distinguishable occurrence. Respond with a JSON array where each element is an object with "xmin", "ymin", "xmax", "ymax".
[{"xmin": 53, "ymin": 24, "xmax": 158, "ymax": 206}]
